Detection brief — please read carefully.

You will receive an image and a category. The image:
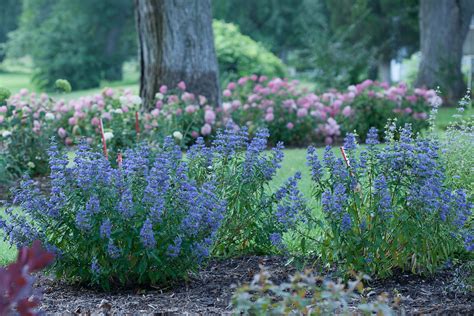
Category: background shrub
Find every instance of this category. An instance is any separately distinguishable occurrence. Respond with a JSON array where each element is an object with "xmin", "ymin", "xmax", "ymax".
[
  {"xmin": 338, "ymin": 80, "xmax": 435, "ymax": 141},
  {"xmin": 213, "ymin": 20, "xmax": 287, "ymax": 83},
  {"xmin": 0, "ymin": 140, "xmax": 226, "ymax": 289}
]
